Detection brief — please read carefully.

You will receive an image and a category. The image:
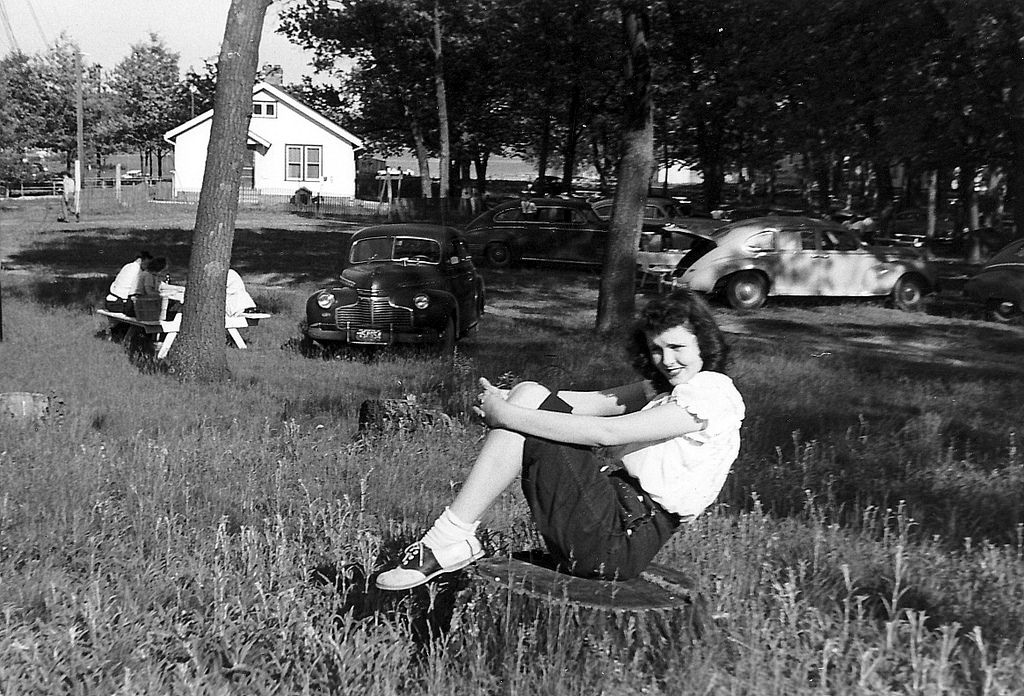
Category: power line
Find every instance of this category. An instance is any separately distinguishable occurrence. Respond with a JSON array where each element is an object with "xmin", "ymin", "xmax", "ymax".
[
  {"xmin": 24, "ymin": 0, "xmax": 46, "ymax": 46},
  {"xmin": 0, "ymin": 0, "xmax": 21, "ymax": 53}
]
